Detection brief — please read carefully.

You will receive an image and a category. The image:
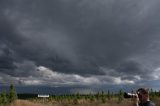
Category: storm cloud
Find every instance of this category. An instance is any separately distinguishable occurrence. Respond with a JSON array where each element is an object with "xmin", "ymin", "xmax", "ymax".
[{"xmin": 1, "ymin": 0, "xmax": 160, "ymax": 88}]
